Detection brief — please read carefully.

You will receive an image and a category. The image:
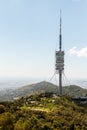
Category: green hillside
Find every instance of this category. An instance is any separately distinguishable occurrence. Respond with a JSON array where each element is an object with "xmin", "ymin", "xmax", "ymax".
[
  {"xmin": 0, "ymin": 94, "xmax": 87, "ymax": 130},
  {"xmin": 14, "ymin": 81, "xmax": 58, "ymax": 97},
  {"xmin": 0, "ymin": 81, "xmax": 87, "ymax": 101},
  {"xmin": 14, "ymin": 81, "xmax": 87, "ymax": 98},
  {"xmin": 63, "ymin": 85, "xmax": 87, "ymax": 97}
]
